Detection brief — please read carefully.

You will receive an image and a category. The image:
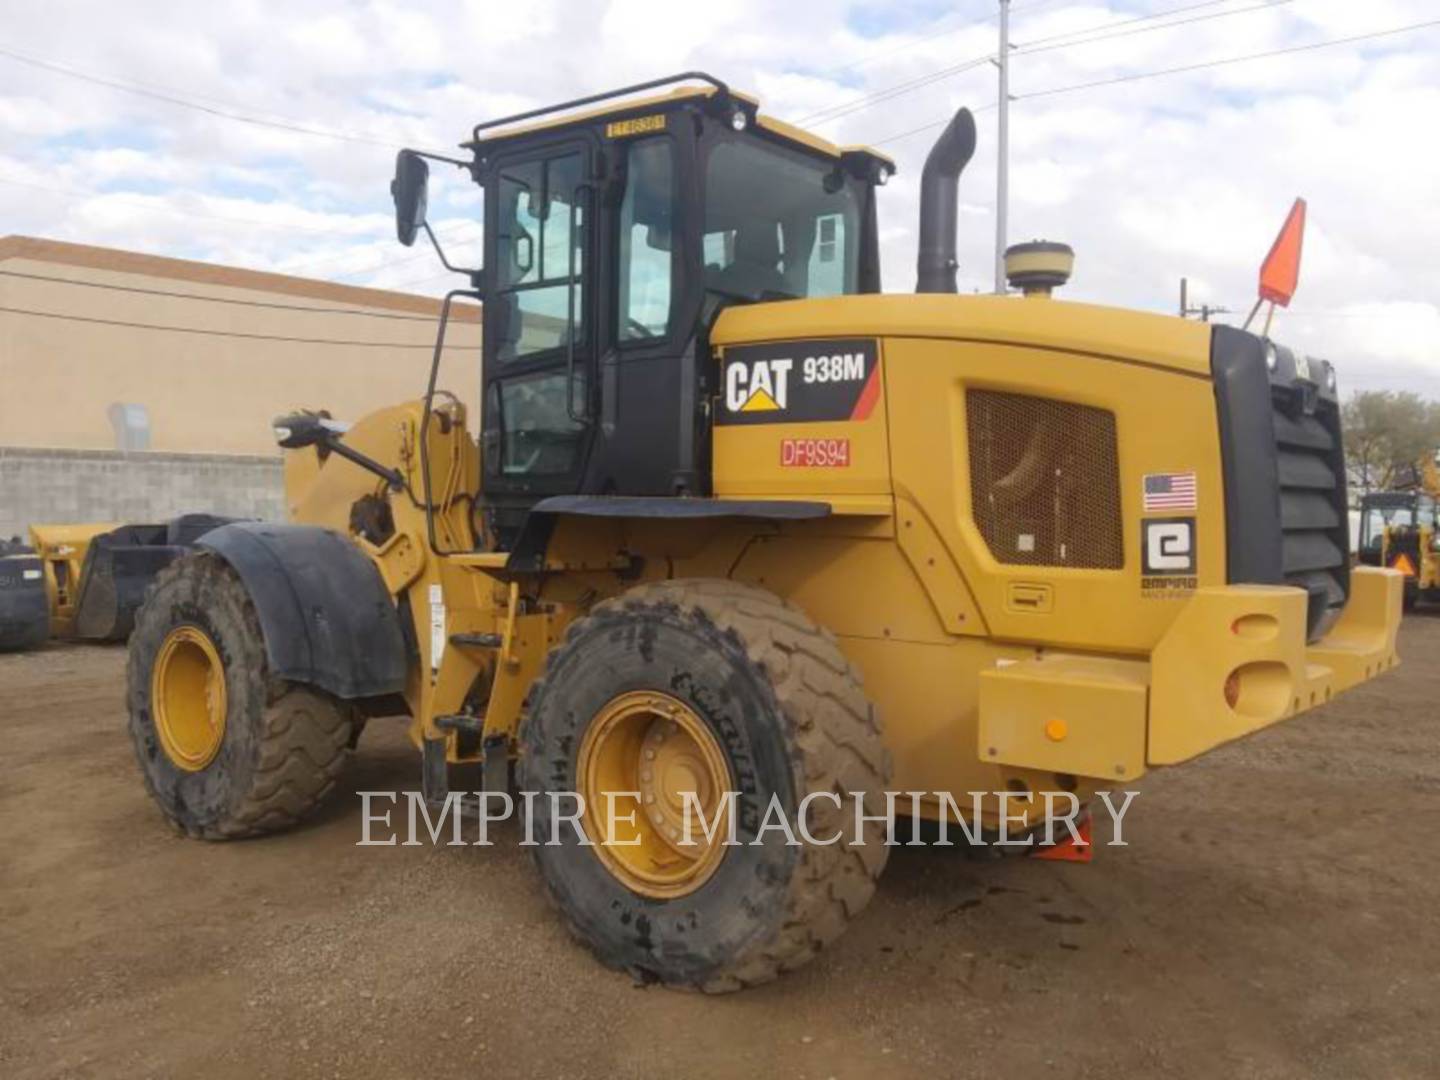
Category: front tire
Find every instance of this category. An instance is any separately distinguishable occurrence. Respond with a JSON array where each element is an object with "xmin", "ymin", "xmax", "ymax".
[
  {"xmin": 518, "ymin": 579, "xmax": 891, "ymax": 992},
  {"xmin": 126, "ymin": 552, "xmax": 353, "ymax": 839}
]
